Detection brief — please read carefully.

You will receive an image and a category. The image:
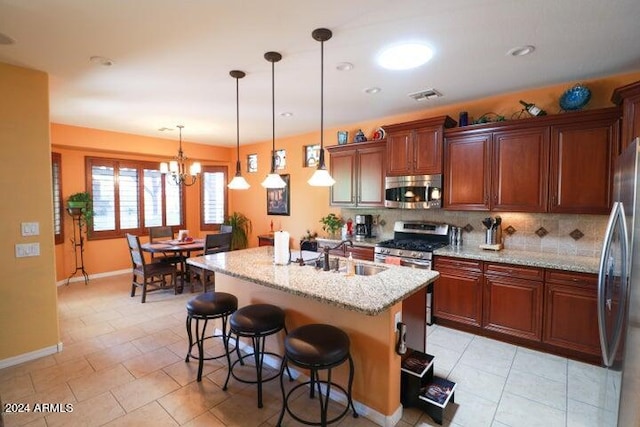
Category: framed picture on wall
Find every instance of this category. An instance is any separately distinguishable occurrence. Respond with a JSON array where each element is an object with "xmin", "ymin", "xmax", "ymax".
[
  {"xmin": 303, "ymin": 144, "xmax": 320, "ymax": 167},
  {"xmin": 272, "ymin": 149, "xmax": 286, "ymax": 170},
  {"xmin": 247, "ymin": 154, "xmax": 258, "ymax": 173},
  {"xmin": 266, "ymin": 174, "xmax": 290, "ymax": 216}
]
